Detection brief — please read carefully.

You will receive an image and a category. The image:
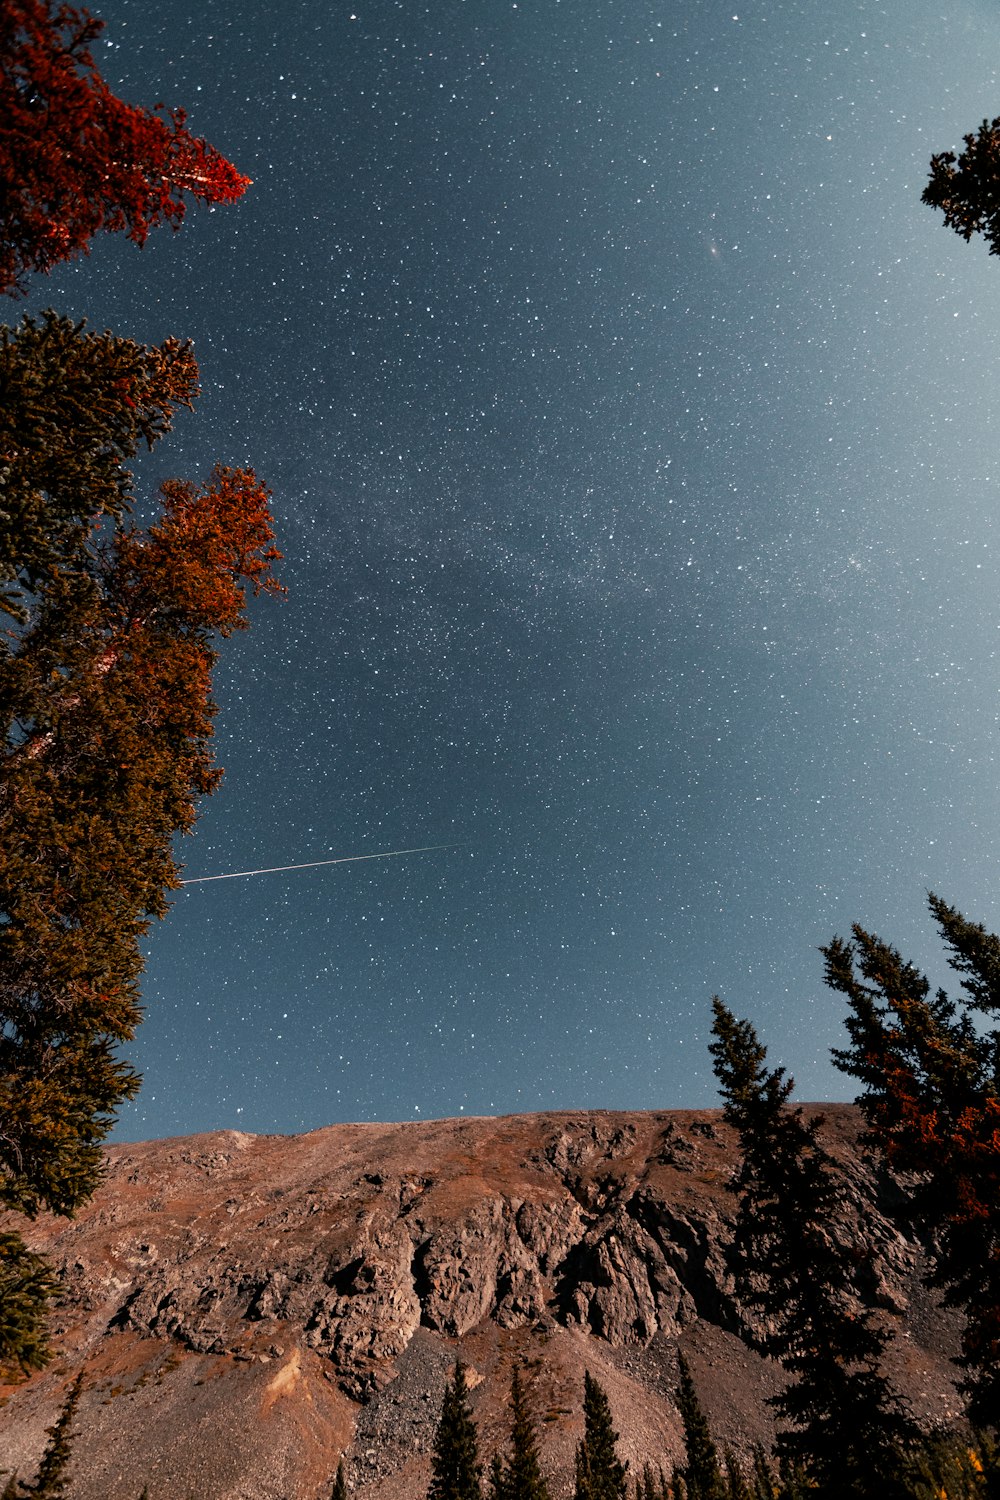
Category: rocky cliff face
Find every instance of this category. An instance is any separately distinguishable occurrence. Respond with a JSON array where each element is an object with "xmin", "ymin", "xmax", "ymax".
[{"xmin": 0, "ymin": 1108, "xmax": 962, "ymax": 1500}]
